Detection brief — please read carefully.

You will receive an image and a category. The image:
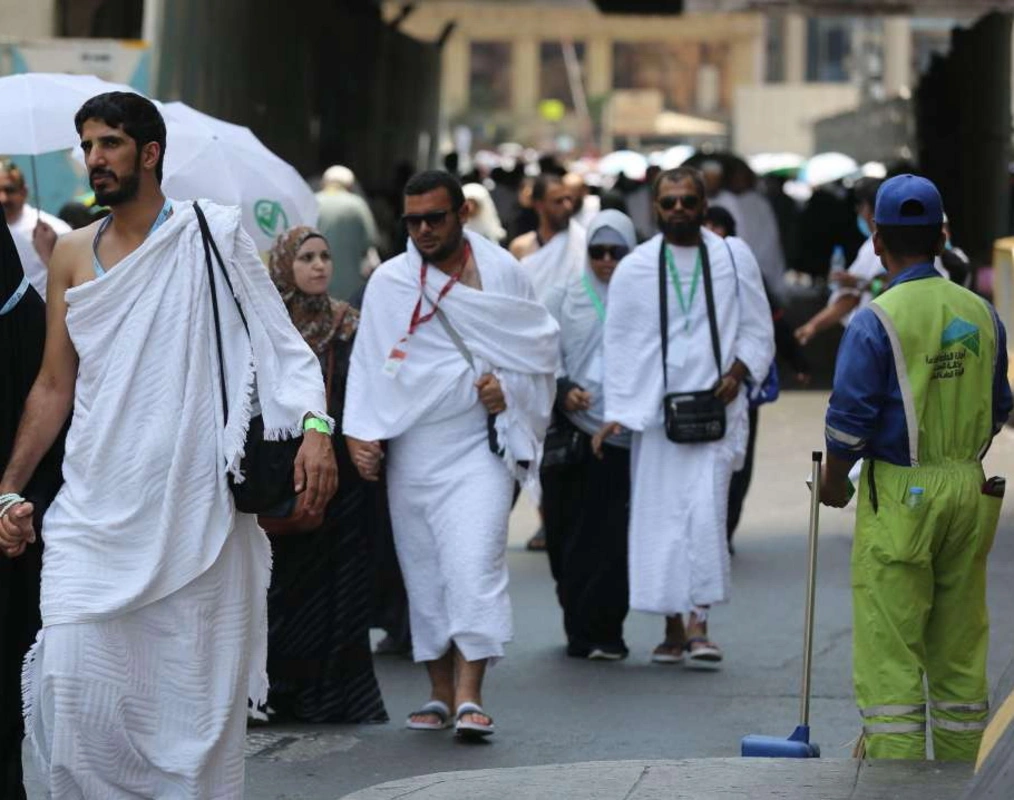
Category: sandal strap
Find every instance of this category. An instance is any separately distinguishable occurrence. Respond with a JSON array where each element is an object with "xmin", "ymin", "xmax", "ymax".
[
  {"xmin": 456, "ymin": 702, "xmax": 492, "ymax": 722},
  {"xmin": 685, "ymin": 636, "xmax": 719, "ymax": 650},
  {"xmin": 410, "ymin": 700, "xmax": 450, "ymax": 721}
]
